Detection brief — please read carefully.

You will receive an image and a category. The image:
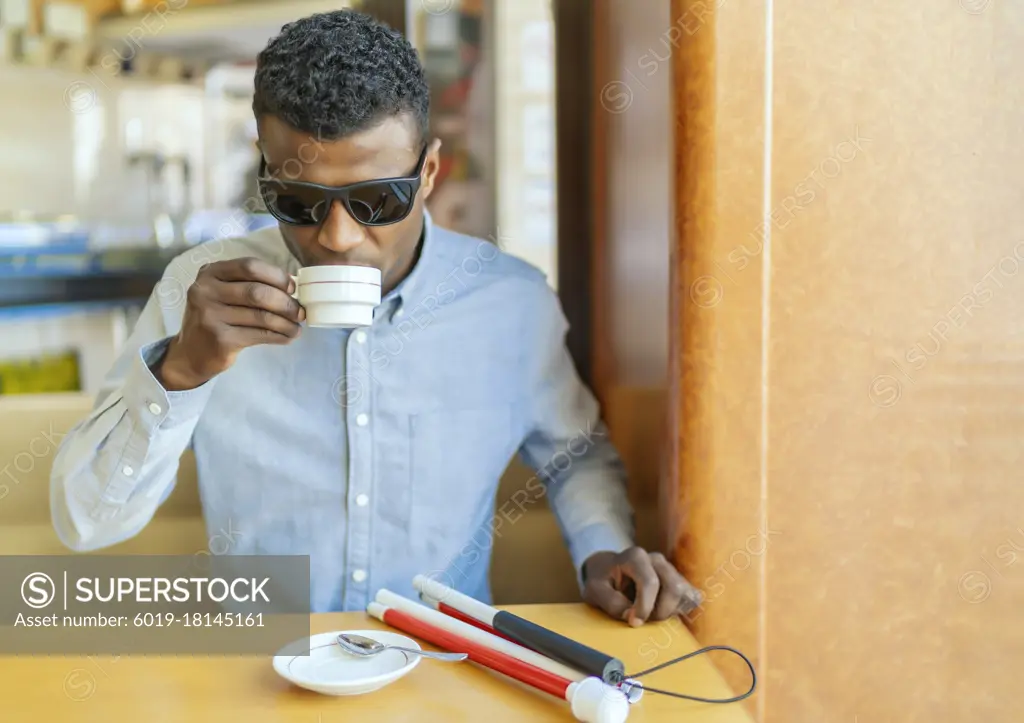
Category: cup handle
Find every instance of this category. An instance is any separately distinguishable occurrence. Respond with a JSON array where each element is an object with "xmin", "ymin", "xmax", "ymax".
[{"xmin": 289, "ymin": 275, "xmax": 299, "ymax": 300}]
